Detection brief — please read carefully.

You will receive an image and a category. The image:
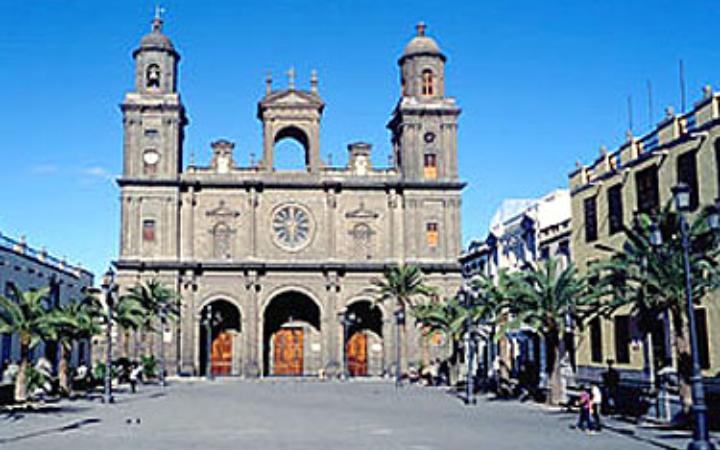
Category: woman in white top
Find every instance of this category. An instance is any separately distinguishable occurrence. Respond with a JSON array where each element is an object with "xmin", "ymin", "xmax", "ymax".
[{"xmin": 591, "ymin": 384, "xmax": 603, "ymax": 432}]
